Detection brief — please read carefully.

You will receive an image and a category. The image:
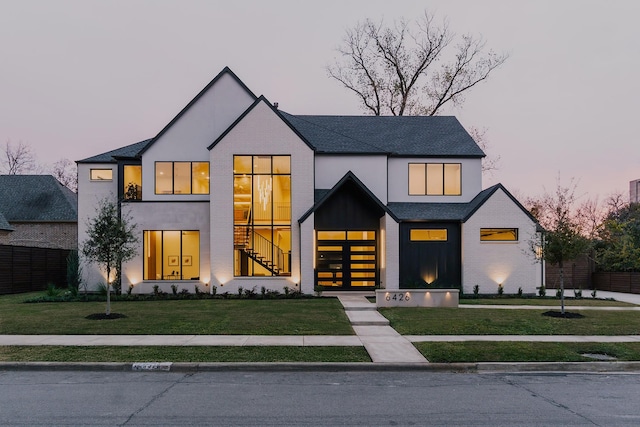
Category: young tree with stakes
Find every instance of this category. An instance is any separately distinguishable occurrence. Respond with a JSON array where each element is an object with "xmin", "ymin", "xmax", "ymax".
[
  {"xmin": 529, "ymin": 179, "xmax": 591, "ymax": 315},
  {"xmin": 82, "ymin": 198, "xmax": 138, "ymax": 316}
]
